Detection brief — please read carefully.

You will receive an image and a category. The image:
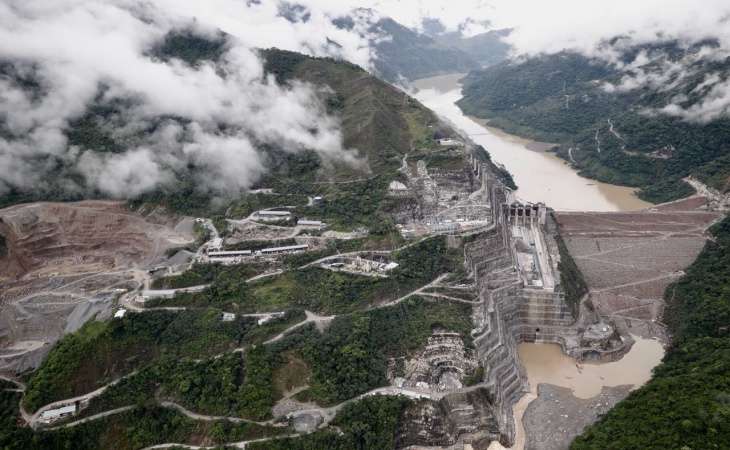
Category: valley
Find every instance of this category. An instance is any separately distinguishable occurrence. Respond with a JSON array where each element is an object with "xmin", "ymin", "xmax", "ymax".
[
  {"xmin": 1, "ymin": 5, "xmax": 729, "ymax": 449},
  {"xmin": 1, "ymin": 102, "xmax": 722, "ymax": 448},
  {"xmin": 411, "ymin": 74, "xmax": 651, "ymax": 212}
]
